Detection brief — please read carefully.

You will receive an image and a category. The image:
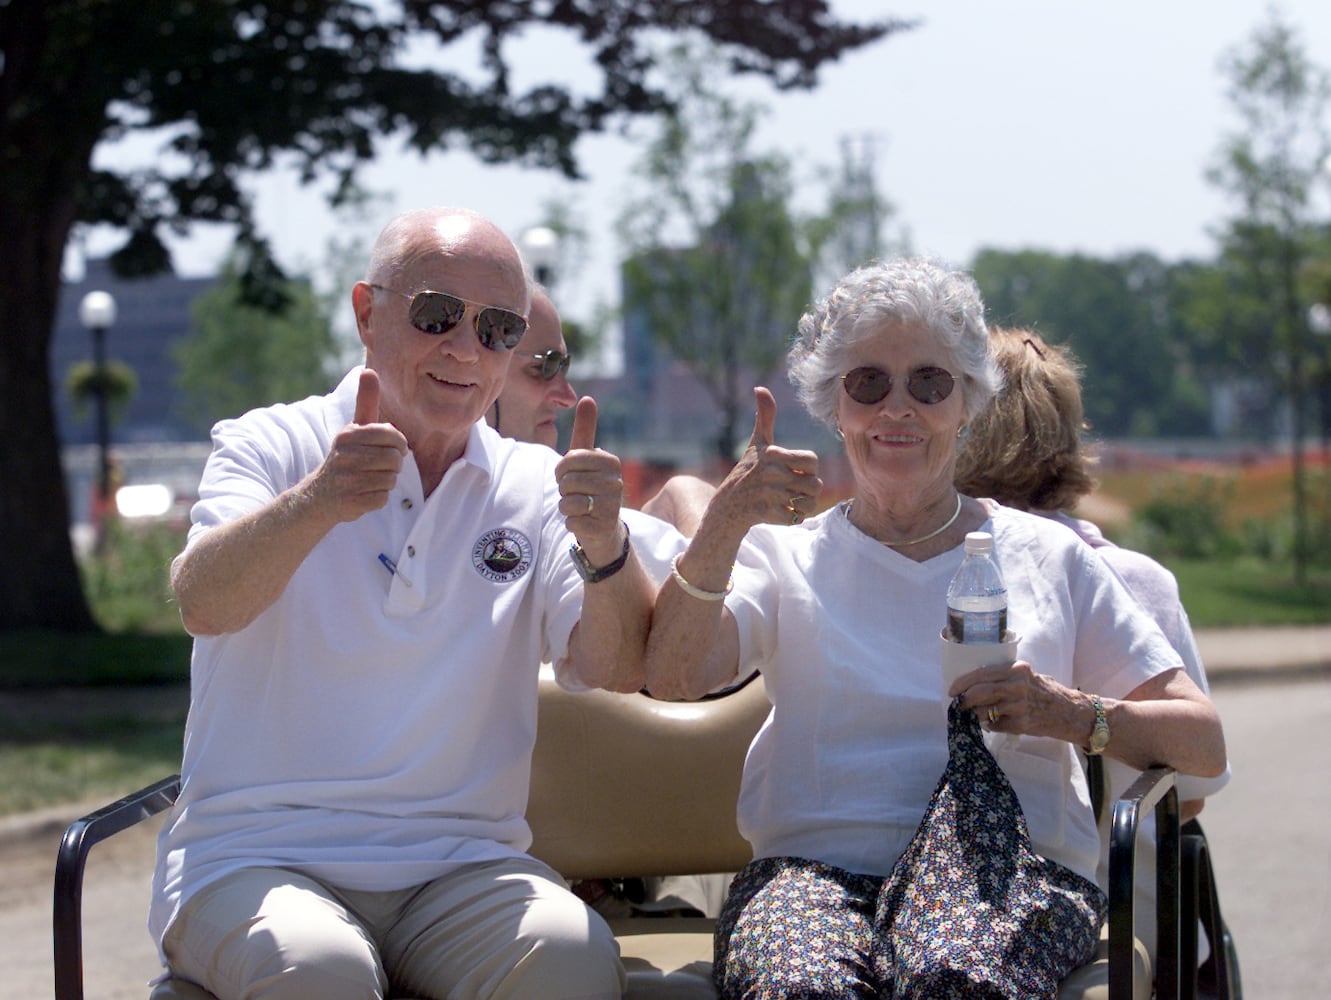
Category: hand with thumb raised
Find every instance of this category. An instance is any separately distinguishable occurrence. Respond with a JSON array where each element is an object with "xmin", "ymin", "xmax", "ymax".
[
  {"xmin": 312, "ymin": 367, "xmax": 406, "ymax": 523},
  {"xmin": 556, "ymin": 396, "xmax": 627, "ymax": 566},
  {"xmin": 709, "ymin": 386, "xmax": 822, "ymax": 531}
]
